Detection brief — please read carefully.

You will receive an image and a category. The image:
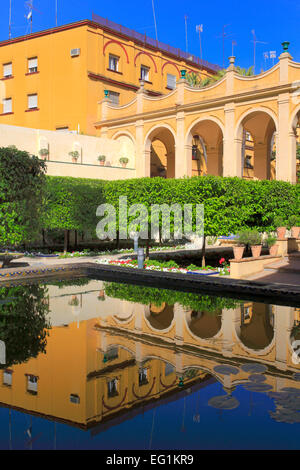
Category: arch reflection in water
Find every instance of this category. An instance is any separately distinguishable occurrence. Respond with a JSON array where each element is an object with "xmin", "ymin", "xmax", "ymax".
[{"xmin": 0, "ymin": 278, "xmax": 298, "ymax": 449}]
